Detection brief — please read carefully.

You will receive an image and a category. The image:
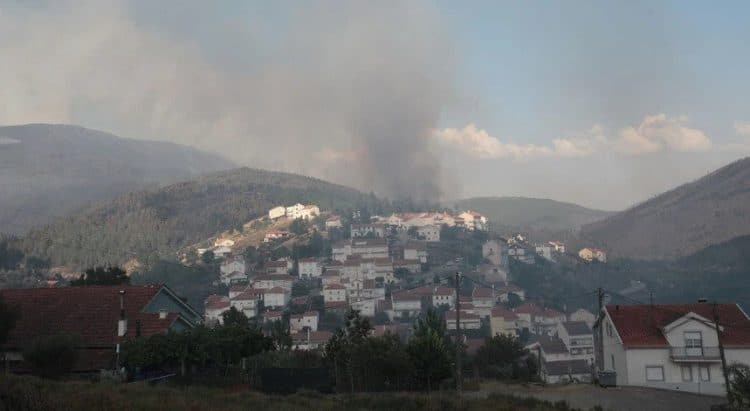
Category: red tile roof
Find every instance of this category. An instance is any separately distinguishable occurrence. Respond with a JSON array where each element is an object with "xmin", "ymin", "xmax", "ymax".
[
  {"xmin": 324, "ymin": 283, "xmax": 346, "ymax": 290},
  {"xmin": 491, "ymin": 307, "xmax": 518, "ymax": 320},
  {"xmin": 606, "ymin": 304, "xmax": 750, "ymax": 347},
  {"xmin": 472, "ymin": 287, "xmax": 494, "ymax": 299}
]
